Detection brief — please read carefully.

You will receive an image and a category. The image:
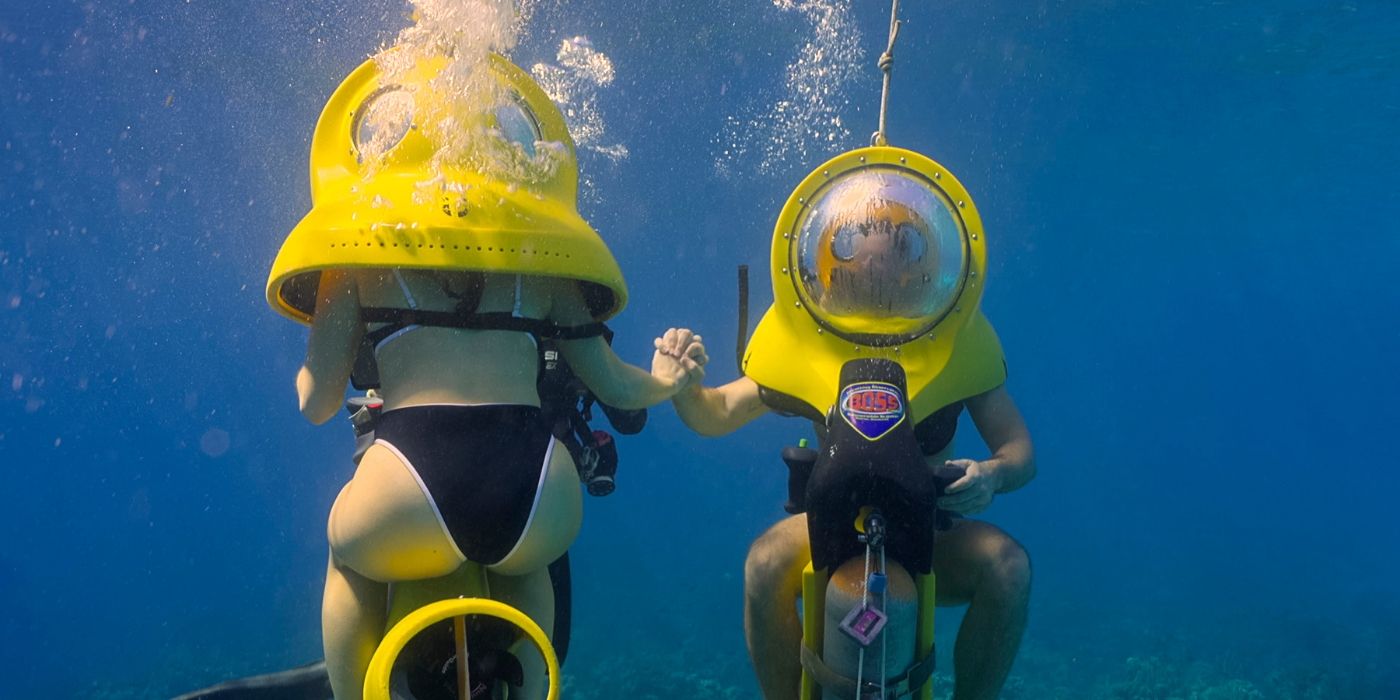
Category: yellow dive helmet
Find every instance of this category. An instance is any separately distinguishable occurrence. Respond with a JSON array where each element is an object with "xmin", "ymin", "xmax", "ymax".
[
  {"xmin": 743, "ymin": 147, "xmax": 1006, "ymax": 421},
  {"xmin": 266, "ymin": 52, "xmax": 626, "ymax": 324}
]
